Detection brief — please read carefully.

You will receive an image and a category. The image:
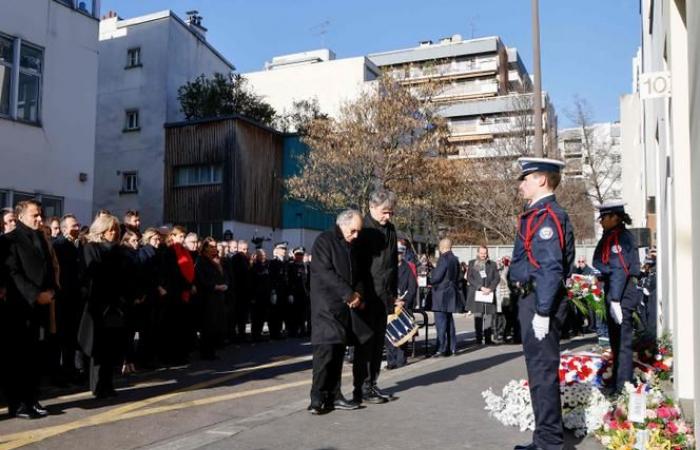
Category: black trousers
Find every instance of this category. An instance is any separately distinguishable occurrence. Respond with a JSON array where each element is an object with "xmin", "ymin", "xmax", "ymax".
[
  {"xmin": 518, "ymin": 292, "xmax": 567, "ymax": 450},
  {"xmin": 1, "ymin": 316, "xmax": 40, "ymax": 410},
  {"xmin": 474, "ymin": 314, "xmax": 492, "ymax": 343},
  {"xmin": 352, "ymin": 311, "xmax": 387, "ymax": 395},
  {"xmin": 310, "ymin": 344, "xmax": 346, "ymax": 406},
  {"xmin": 607, "ymin": 303, "xmax": 635, "ymax": 392}
]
